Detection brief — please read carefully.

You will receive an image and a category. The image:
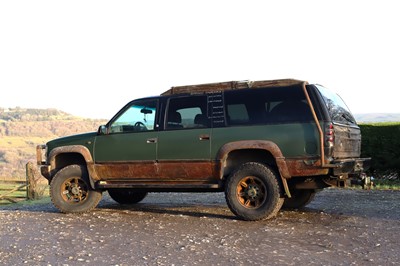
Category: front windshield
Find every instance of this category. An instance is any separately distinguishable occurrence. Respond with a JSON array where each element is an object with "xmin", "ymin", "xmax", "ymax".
[{"xmin": 316, "ymin": 85, "xmax": 356, "ymax": 125}]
